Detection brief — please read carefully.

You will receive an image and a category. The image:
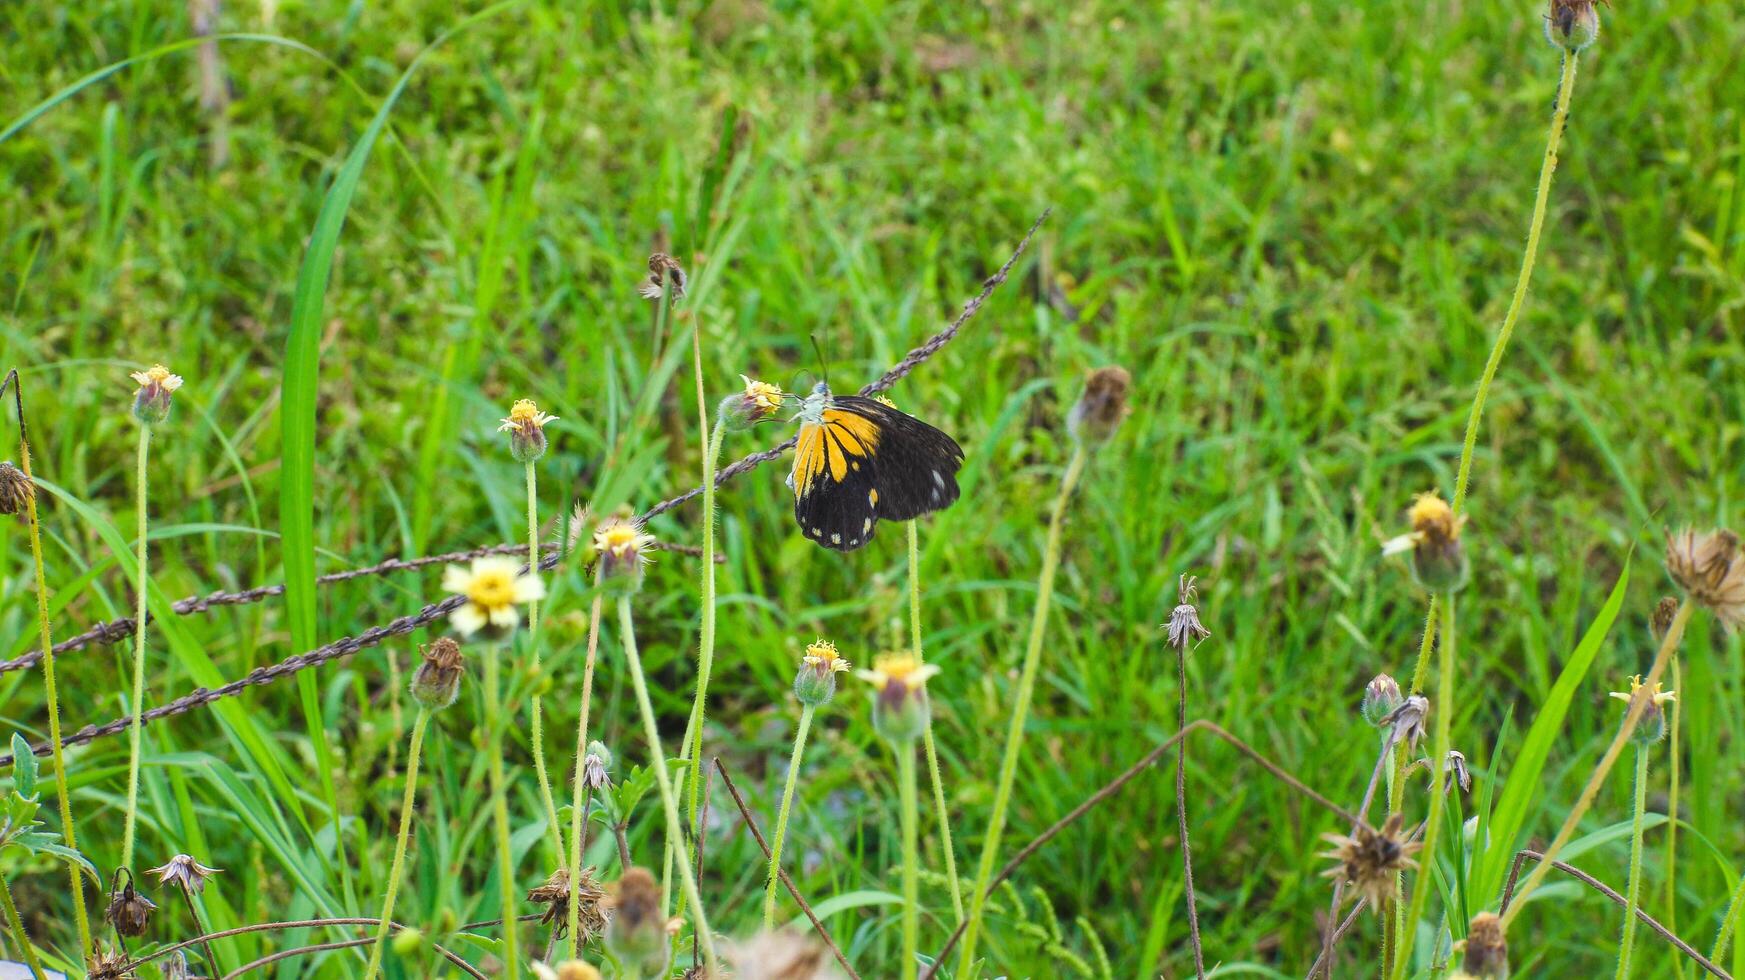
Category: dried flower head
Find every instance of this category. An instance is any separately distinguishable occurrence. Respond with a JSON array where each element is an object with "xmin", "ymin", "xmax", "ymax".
[
  {"xmin": 1384, "ymin": 491, "xmax": 1469, "ymax": 593},
  {"xmin": 1382, "ymin": 695, "xmax": 1430, "ymax": 751},
  {"xmin": 639, "ymin": 252, "xmax": 688, "ymax": 302},
  {"xmin": 606, "ymin": 867, "xmax": 672, "ymax": 973},
  {"xmin": 1461, "ymin": 911, "xmax": 1510, "ymax": 979},
  {"xmin": 856, "ymin": 652, "xmax": 939, "ymax": 744},
  {"xmin": 1665, "ymin": 528, "xmax": 1745, "ymax": 631},
  {"xmin": 1164, "ymin": 574, "xmax": 1212, "ymax": 653},
  {"xmin": 410, "ymin": 637, "xmax": 466, "ymax": 710},
  {"xmin": 0, "ymin": 460, "xmax": 34, "ymax": 516},
  {"xmin": 724, "ymin": 929, "xmax": 848, "ymax": 980},
  {"xmin": 499, "ymin": 398, "xmax": 558, "ymax": 463},
  {"xmin": 721, "ymin": 375, "xmax": 786, "ymax": 430},
  {"xmin": 1362, "ymin": 674, "xmax": 1404, "ymax": 727},
  {"xmin": 147, "ymin": 853, "xmax": 222, "ymax": 894},
  {"xmin": 103, "ymin": 870, "xmax": 157, "ymax": 937},
  {"xmin": 87, "ymin": 944, "xmax": 136, "ymax": 980},
  {"xmin": 129, "ymin": 364, "xmax": 183, "ymax": 426},
  {"xmin": 1443, "ymin": 749, "xmax": 1472, "ymax": 793},
  {"xmin": 583, "ymin": 740, "xmax": 614, "ymax": 790},
  {"xmin": 1321, "ymin": 812, "xmax": 1421, "ymax": 912},
  {"xmin": 1610, "ymin": 674, "xmax": 1675, "ymax": 744},
  {"xmin": 592, "ymin": 513, "xmax": 656, "ymax": 593},
  {"xmin": 1545, "ymin": 0, "xmax": 1603, "ymax": 51},
  {"xmin": 1066, "ymin": 365, "xmax": 1132, "ymax": 446},
  {"xmin": 1649, "ymin": 595, "xmax": 1680, "ymax": 645},
  {"xmin": 442, "ymin": 554, "xmax": 544, "ymax": 639},
  {"xmin": 795, "ymin": 638, "xmax": 850, "ymax": 707},
  {"xmin": 528, "ymin": 866, "xmax": 609, "ymax": 941}
]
